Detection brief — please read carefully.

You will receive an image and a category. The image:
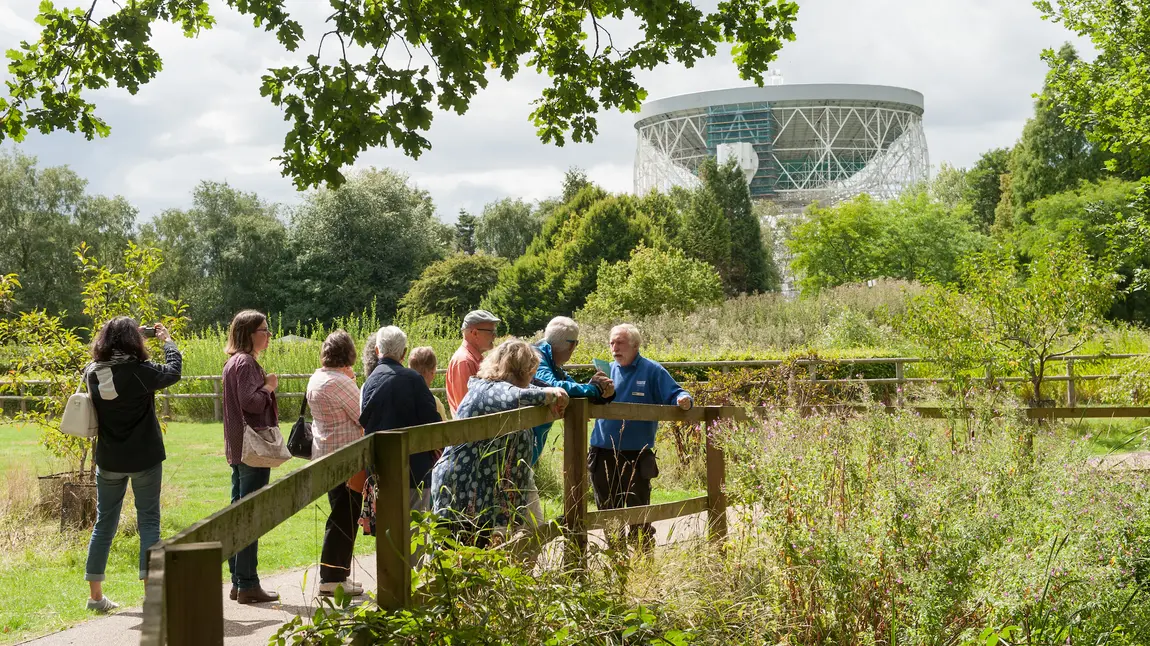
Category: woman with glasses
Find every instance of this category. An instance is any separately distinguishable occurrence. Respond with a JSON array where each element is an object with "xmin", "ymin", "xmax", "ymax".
[
  {"xmin": 221, "ymin": 310, "xmax": 280, "ymax": 604},
  {"xmin": 529, "ymin": 316, "xmax": 615, "ymax": 465}
]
